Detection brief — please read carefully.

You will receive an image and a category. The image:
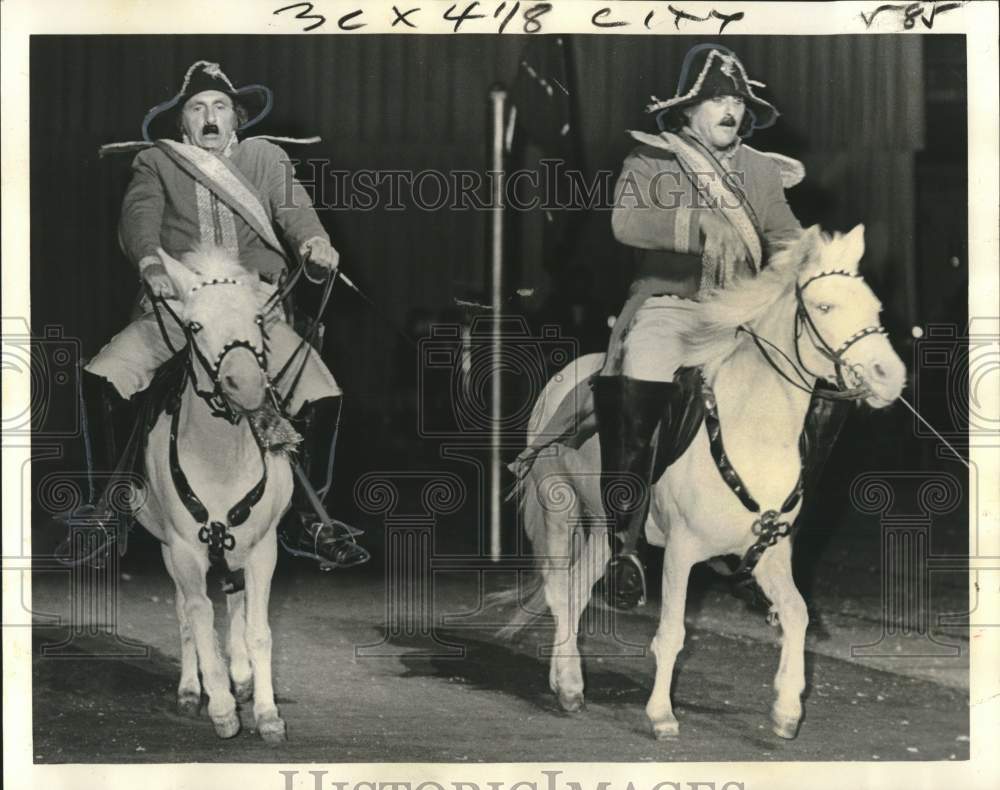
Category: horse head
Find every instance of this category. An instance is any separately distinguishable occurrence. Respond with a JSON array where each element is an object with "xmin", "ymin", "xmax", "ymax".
[
  {"xmin": 791, "ymin": 225, "xmax": 906, "ymax": 408},
  {"xmin": 159, "ymin": 246, "xmax": 269, "ymax": 414}
]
